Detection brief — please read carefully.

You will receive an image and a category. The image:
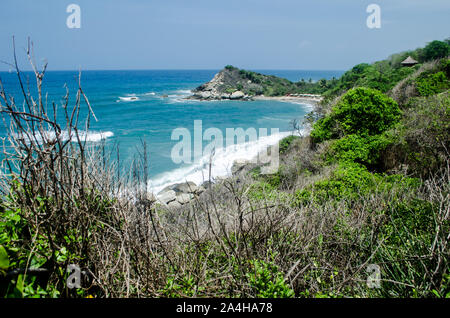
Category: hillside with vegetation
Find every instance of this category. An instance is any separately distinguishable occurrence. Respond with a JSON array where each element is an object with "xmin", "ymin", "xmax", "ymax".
[
  {"xmin": 190, "ymin": 65, "xmax": 311, "ymax": 100},
  {"xmin": 302, "ymin": 39, "xmax": 450, "ymax": 99},
  {"xmin": 0, "ymin": 40, "xmax": 449, "ymax": 298},
  {"xmin": 191, "ymin": 39, "xmax": 450, "ymax": 102}
]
